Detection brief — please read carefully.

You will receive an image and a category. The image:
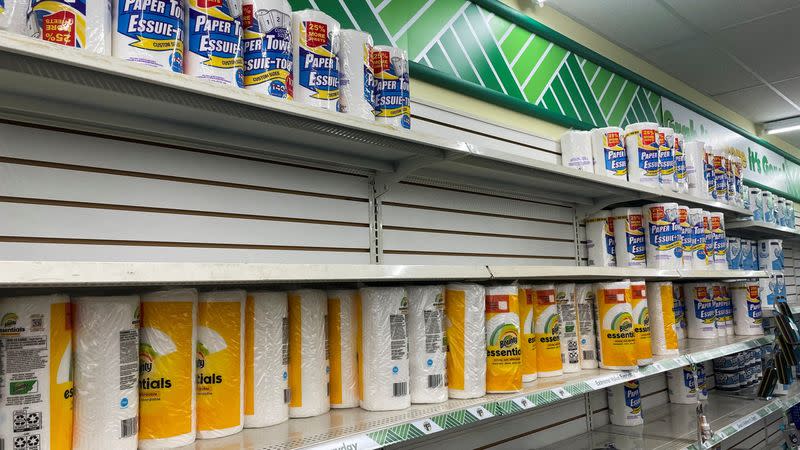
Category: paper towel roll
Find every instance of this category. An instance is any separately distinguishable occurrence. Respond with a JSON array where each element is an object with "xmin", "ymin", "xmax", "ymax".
[
  {"xmin": 73, "ymin": 295, "xmax": 140, "ymax": 449},
  {"xmin": 748, "ymin": 187, "xmax": 763, "ymax": 221},
  {"xmin": 643, "ymin": 202, "xmax": 682, "ymax": 269},
  {"xmin": 0, "ymin": 295, "xmax": 72, "ymax": 450},
  {"xmin": 0, "ymin": 0, "xmax": 27, "ymax": 33},
  {"xmin": 710, "ymin": 283, "xmax": 731, "ymax": 337},
  {"xmin": 673, "ymin": 133, "xmax": 687, "ymax": 193},
  {"xmin": 683, "ymin": 283, "xmax": 716, "ymax": 339},
  {"xmin": 590, "ymin": 127, "xmax": 627, "ymax": 177},
  {"xmin": 113, "ymin": 0, "xmax": 184, "ymax": 71},
  {"xmin": 703, "ymin": 211, "xmax": 714, "ymax": 269},
  {"xmin": 359, "ymin": 287, "xmax": 410, "ymax": 411},
  {"xmin": 186, "ymin": 0, "xmax": 243, "ymax": 86},
  {"xmin": 555, "ymin": 283, "xmax": 580, "ymax": 373},
  {"xmin": 760, "ymin": 273, "xmax": 785, "ymax": 308},
  {"xmin": 687, "ymin": 208, "xmax": 707, "ymax": 270},
  {"xmin": 338, "ymin": 30, "xmax": 374, "ymax": 120},
  {"xmin": 406, "ymin": 285, "xmax": 447, "ymax": 404},
  {"xmin": 292, "ymin": 9, "xmax": 340, "ymax": 110},
  {"xmin": 485, "ymin": 285, "xmax": 522, "ymax": 393},
  {"xmin": 27, "ymin": 0, "xmax": 112, "ymax": 54},
  {"xmin": 575, "ymin": 283, "xmax": 598, "ymax": 369},
  {"xmin": 727, "ymin": 237, "xmax": 741, "ymax": 270},
  {"xmin": 327, "ymin": 290, "xmax": 358, "ymax": 409},
  {"xmin": 139, "ymin": 289, "xmax": 198, "ymax": 448},
  {"xmin": 624, "ymin": 122, "xmax": 660, "ymax": 185},
  {"xmin": 749, "ymin": 240, "xmax": 760, "ymax": 271},
  {"xmin": 630, "ymin": 281, "xmax": 652, "ymax": 365},
  {"xmin": 594, "ymin": 281, "xmax": 636, "ymax": 371},
  {"xmin": 559, "ymin": 130, "xmax": 593, "ymax": 171},
  {"xmin": 740, "ymin": 239, "xmax": 754, "ymax": 270},
  {"xmin": 445, "ymin": 284, "xmax": 486, "ymax": 398},
  {"xmin": 244, "ymin": 291, "xmax": 289, "ymax": 427},
  {"xmin": 777, "ymin": 198, "xmax": 786, "ymax": 226},
  {"xmin": 785, "ymin": 200, "xmax": 794, "ymax": 227},
  {"xmin": 684, "ymin": 141, "xmax": 707, "ymax": 198},
  {"xmin": 697, "ymin": 363, "xmax": 708, "ymax": 400},
  {"xmin": 672, "ymin": 284, "xmax": 686, "ymax": 340},
  {"xmin": 586, "ymin": 210, "xmax": 616, "ymax": 267},
  {"xmin": 763, "ymin": 191, "xmax": 775, "ymax": 223},
  {"xmin": 242, "ymin": 0, "xmax": 292, "ymax": 98},
  {"xmin": 518, "ymin": 285, "xmax": 538, "ymax": 381},
  {"xmin": 667, "ymin": 367, "xmax": 697, "ymax": 404},
  {"xmin": 710, "ymin": 212, "xmax": 727, "ymax": 269},
  {"xmin": 645, "ymin": 282, "xmax": 679, "ymax": 356},
  {"xmin": 607, "ymin": 381, "xmax": 643, "ymax": 426},
  {"xmin": 726, "ymin": 153, "xmax": 737, "ymax": 205},
  {"xmin": 287, "ymin": 289, "xmax": 329, "ymax": 418},
  {"xmin": 730, "ymin": 282, "xmax": 763, "ymax": 336},
  {"xmin": 372, "ymin": 45, "xmax": 411, "ymax": 129},
  {"xmin": 612, "ymin": 207, "xmax": 646, "ymax": 268},
  {"xmin": 532, "ymin": 284, "xmax": 563, "ymax": 377},
  {"xmin": 711, "ymin": 150, "xmax": 728, "ymax": 202},
  {"xmin": 657, "ymin": 127, "xmax": 675, "ymax": 191},
  {"xmin": 758, "ymin": 239, "xmax": 784, "ymax": 273},
  {"xmin": 704, "ymin": 144, "xmax": 715, "ymax": 198},
  {"xmin": 678, "ymin": 205, "xmax": 692, "ymax": 268}
]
